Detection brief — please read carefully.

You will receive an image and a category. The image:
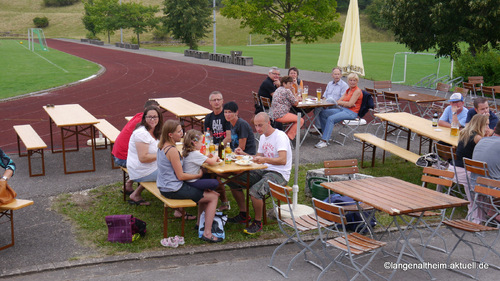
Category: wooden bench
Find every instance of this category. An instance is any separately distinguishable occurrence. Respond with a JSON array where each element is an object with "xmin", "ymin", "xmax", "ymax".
[
  {"xmin": 13, "ymin": 125, "xmax": 47, "ymax": 177},
  {"xmin": 140, "ymin": 181, "xmax": 197, "ymax": 238},
  {"xmin": 93, "ymin": 119, "xmax": 121, "ymax": 169},
  {"xmin": 0, "ymin": 199, "xmax": 34, "ymax": 251},
  {"xmin": 354, "ymin": 133, "xmax": 420, "ymax": 168}
]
